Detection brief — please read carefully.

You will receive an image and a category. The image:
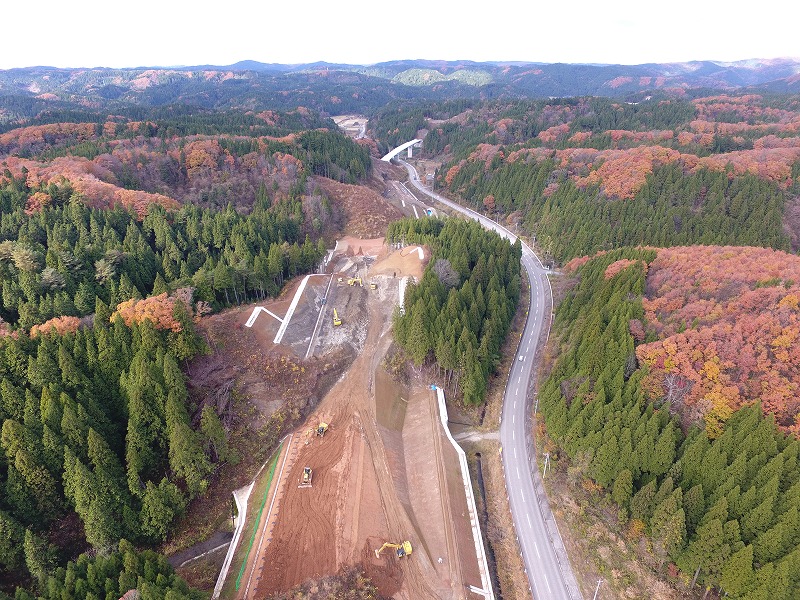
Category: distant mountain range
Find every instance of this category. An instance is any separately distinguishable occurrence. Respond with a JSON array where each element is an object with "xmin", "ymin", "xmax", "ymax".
[
  {"xmin": 166, "ymin": 57, "xmax": 800, "ymax": 93},
  {"xmin": 0, "ymin": 58, "xmax": 798, "ymax": 121}
]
